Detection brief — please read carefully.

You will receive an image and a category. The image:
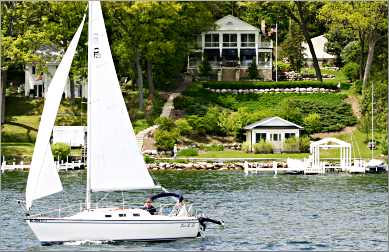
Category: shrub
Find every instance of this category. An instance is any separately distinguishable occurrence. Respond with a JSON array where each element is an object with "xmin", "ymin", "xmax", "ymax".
[
  {"xmin": 177, "ymin": 147, "xmax": 198, "ymax": 157},
  {"xmin": 276, "ymin": 61, "xmax": 291, "ymax": 72},
  {"xmin": 342, "ymin": 62, "xmax": 359, "ymax": 81},
  {"xmin": 174, "ymin": 96, "xmax": 208, "ymax": 115},
  {"xmin": 283, "ymin": 137, "xmax": 300, "ymax": 153},
  {"xmin": 186, "ymin": 115, "xmax": 208, "ymax": 135},
  {"xmin": 155, "ymin": 117, "xmax": 175, "ymax": 131},
  {"xmin": 52, "ymin": 142, "xmax": 71, "ymax": 161},
  {"xmin": 241, "ymin": 142, "xmax": 251, "ymax": 153},
  {"xmin": 198, "ymin": 57, "xmax": 212, "ymax": 77},
  {"xmin": 155, "ymin": 129, "xmax": 179, "ymax": 151},
  {"xmin": 352, "ymin": 80, "xmax": 363, "ymax": 94},
  {"xmin": 303, "ymin": 113, "xmax": 321, "ymax": 134},
  {"xmin": 175, "ymin": 118, "xmax": 192, "ymax": 135},
  {"xmin": 299, "ymin": 136, "xmax": 311, "ymax": 153},
  {"xmin": 203, "ymin": 144, "xmax": 224, "ymax": 151},
  {"xmin": 248, "ymin": 58, "xmax": 258, "ymax": 79},
  {"xmin": 253, "ymin": 140, "xmax": 273, "ymax": 154},
  {"xmin": 204, "ymin": 107, "xmax": 223, "ymax": 135},
  {"xmin": 144, "ymin": 155, "xmax": 155, "ymax": 164}
]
